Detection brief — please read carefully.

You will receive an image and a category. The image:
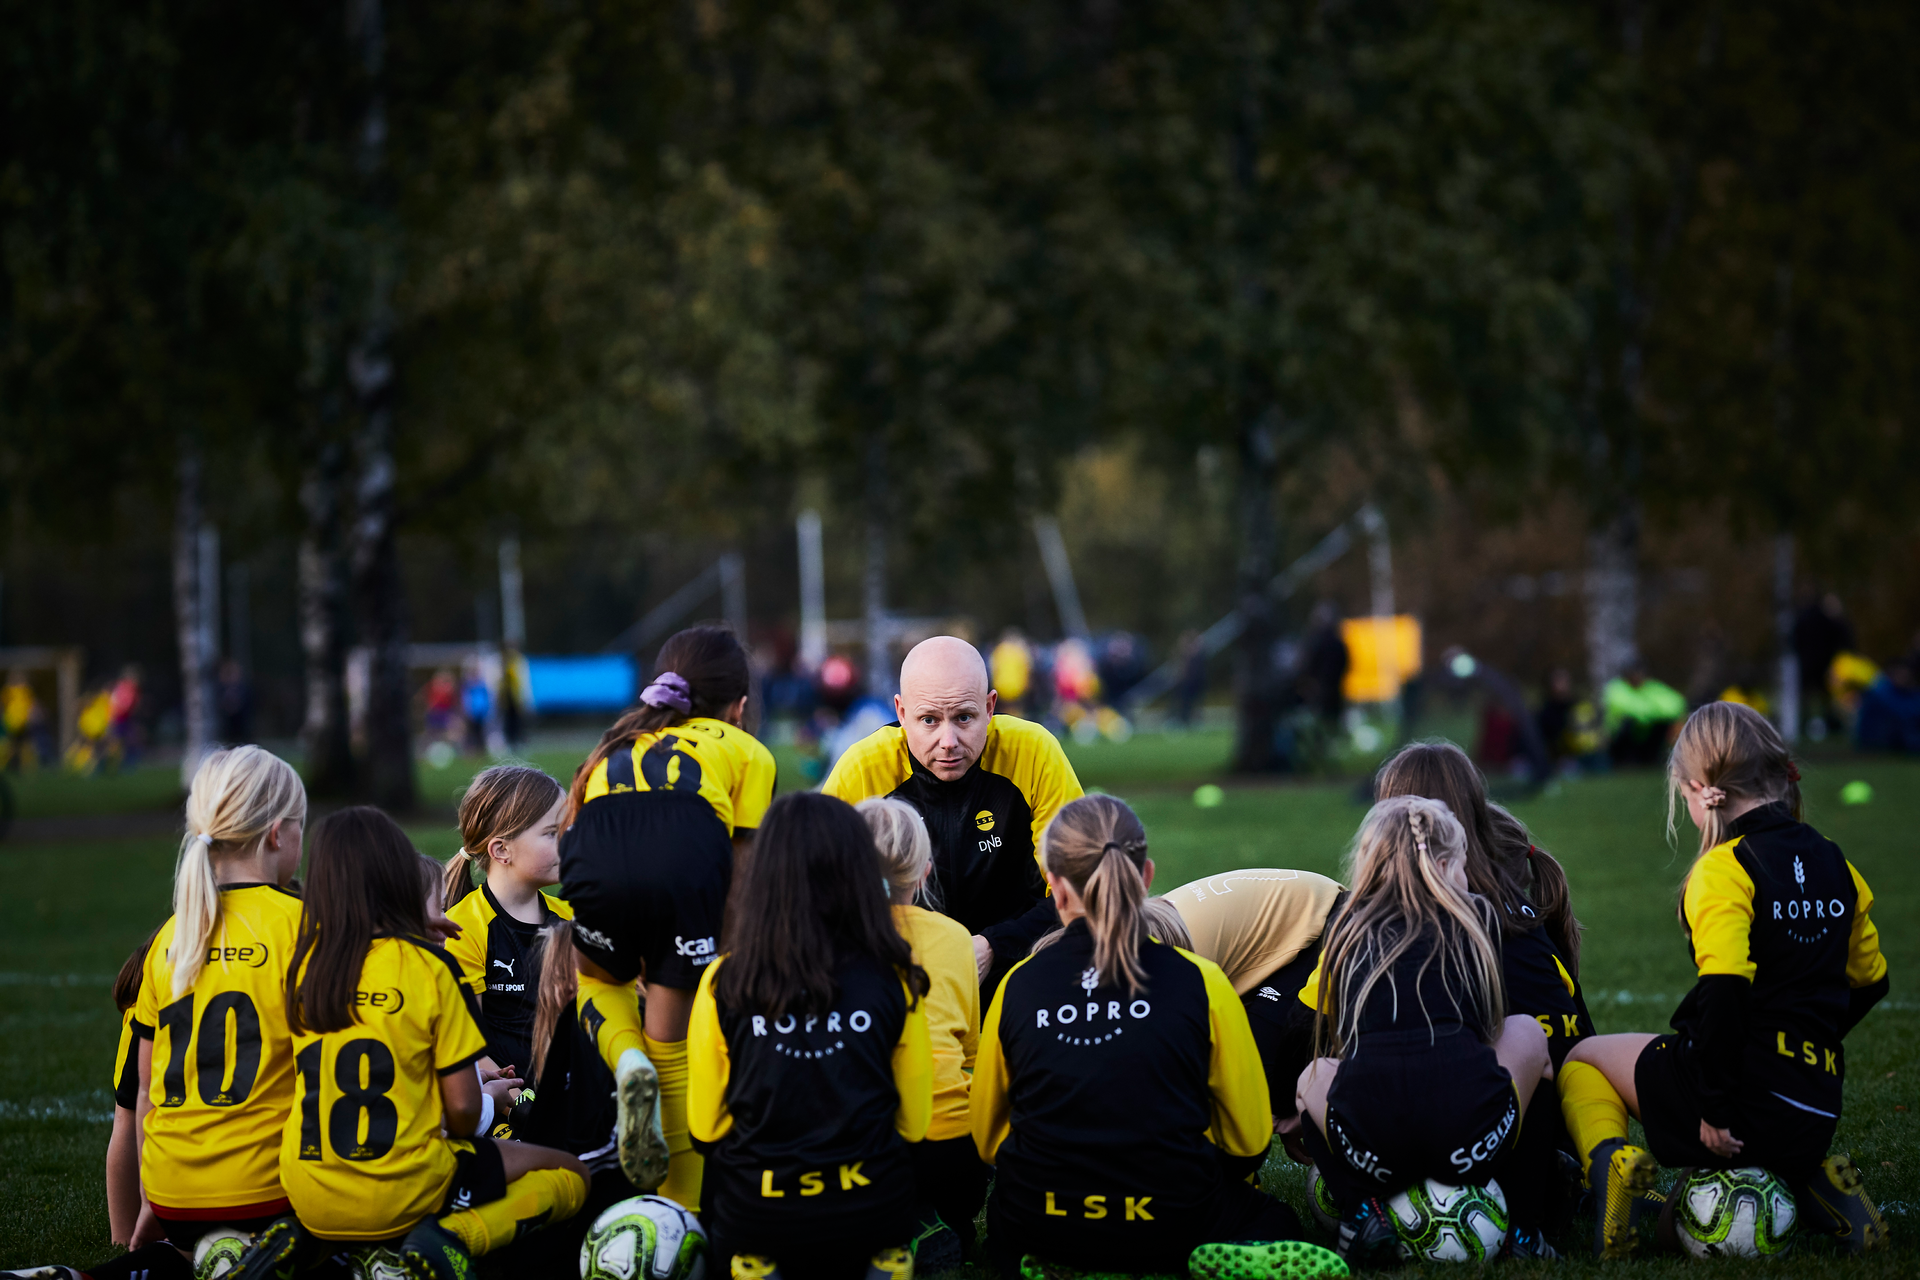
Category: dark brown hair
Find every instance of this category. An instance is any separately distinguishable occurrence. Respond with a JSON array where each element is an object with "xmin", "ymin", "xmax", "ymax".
[
  {"xmin": 1486, "ymin": 802, "xmax": 1583, "ymax": 975},
  {"xmin": 1375, "ymin": 742, "xmax": 1559, "ymax": 952},
  {"xmin": 565, "ymin": 626, "xmax": 751, "ymax": 826},
  {"xmin": 114, "ymin": 926, "xmax": 162, "ymax": 1013},
  {"xmin": 715, "ymin": 792, "xmax": 927, "ymax": 1019},
  {"xmin": 288, "ymin": 807, "xmax": 432, "ymax": 1035},
  {"xmin": 444, "ymin": 764, "xmax": 564, "ymax": 906}
]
